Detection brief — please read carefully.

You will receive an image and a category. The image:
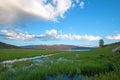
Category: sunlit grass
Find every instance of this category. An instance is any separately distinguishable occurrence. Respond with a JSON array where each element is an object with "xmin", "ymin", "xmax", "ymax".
[
  {"xmin": 0, "ymin": 42, "xmax": 120, "ymax": 80},
  {"xmin": 0, "ymin": 49, "xmax": 65, "ymax": 61}
]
